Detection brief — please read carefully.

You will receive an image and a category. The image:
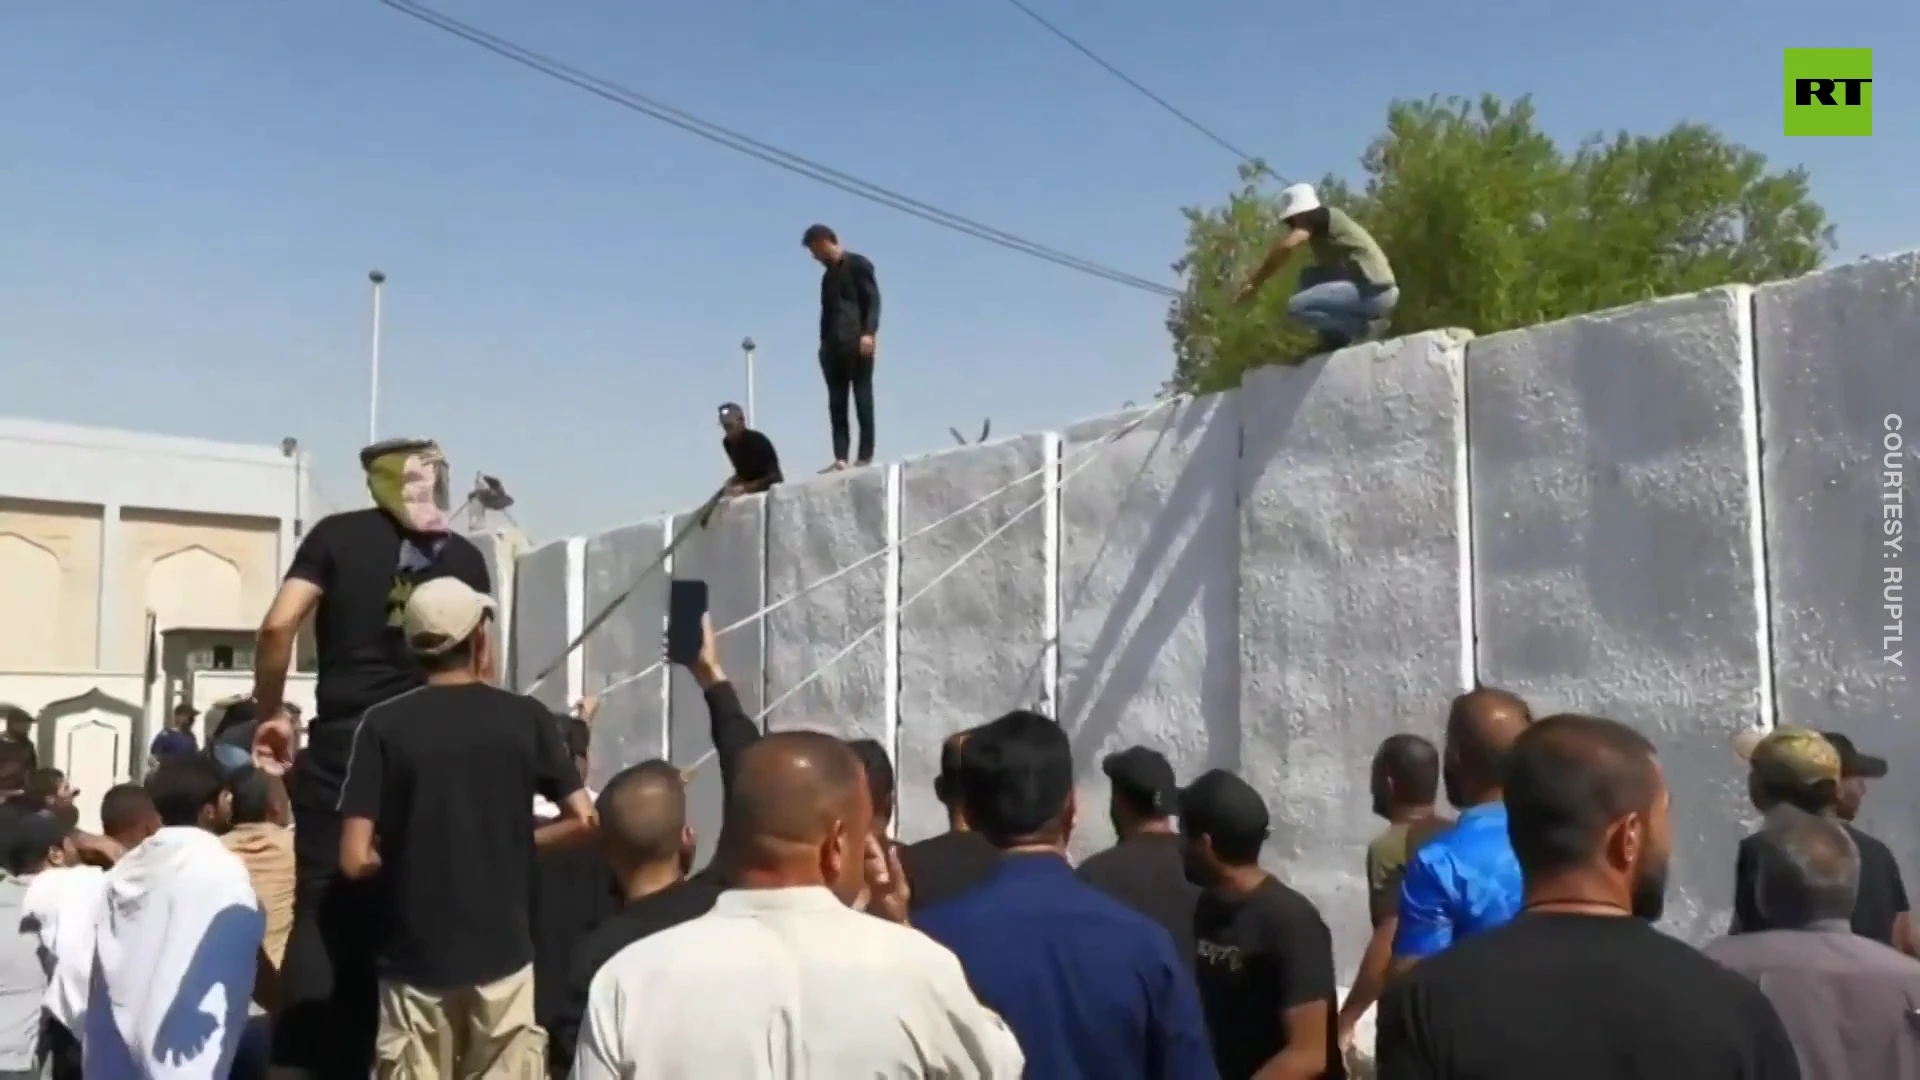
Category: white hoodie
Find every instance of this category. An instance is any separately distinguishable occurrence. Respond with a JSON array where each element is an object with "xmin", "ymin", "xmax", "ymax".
[
  {"xmin": 20, "ymin": 863, "xmax": 108, "ymax": 1033},
  {"xmin": 85, "ymin": 827, "xmax": 263, "ymax": 1079}
]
